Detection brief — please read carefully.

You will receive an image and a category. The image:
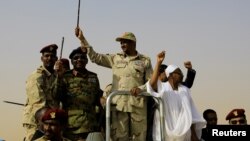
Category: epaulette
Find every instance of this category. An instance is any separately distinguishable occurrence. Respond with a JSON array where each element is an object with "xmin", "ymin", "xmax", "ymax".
[
  {"xmin": 139, "ymin": 54, "xmax": 151, "ymax": 60},
  {"xmin": 36, "ymin": 66, "xmax": 44, "ymax": 73}
]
